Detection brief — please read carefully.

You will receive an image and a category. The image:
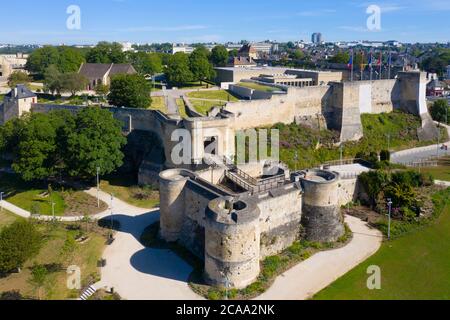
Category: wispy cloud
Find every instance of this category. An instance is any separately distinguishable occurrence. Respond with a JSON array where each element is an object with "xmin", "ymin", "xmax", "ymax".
[{"xmin": 297, "ymin": 9, "xmax": 337, "ymax": 16}]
